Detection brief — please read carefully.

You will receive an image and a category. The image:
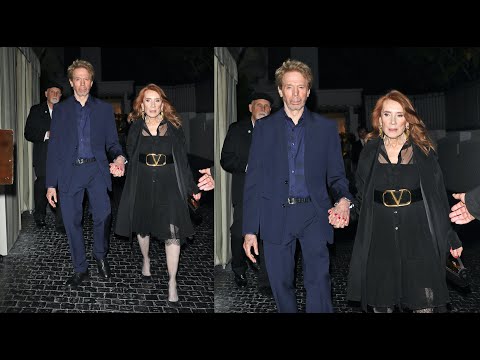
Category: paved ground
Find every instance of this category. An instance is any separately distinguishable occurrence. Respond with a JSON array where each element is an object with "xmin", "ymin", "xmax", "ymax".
[
  {"xmin": 215, "ymin": 218, "xmax": 480, "ymax": 313},
  {"xmin": 0, "ymin": 198, "xmax": 213, "ymax": 313}
]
